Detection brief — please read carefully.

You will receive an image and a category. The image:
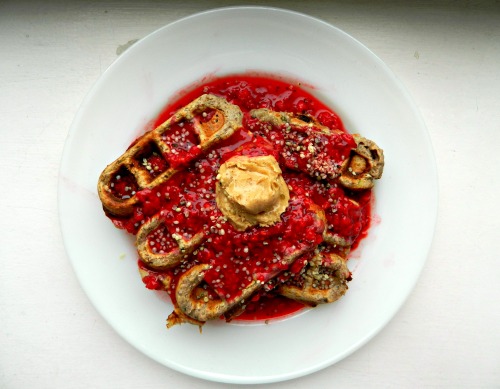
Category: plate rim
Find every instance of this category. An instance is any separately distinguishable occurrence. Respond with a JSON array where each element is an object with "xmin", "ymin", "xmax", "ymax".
[{"xmin": 58, "ymin": 6, "xmax": 438, "ymax": 384}]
